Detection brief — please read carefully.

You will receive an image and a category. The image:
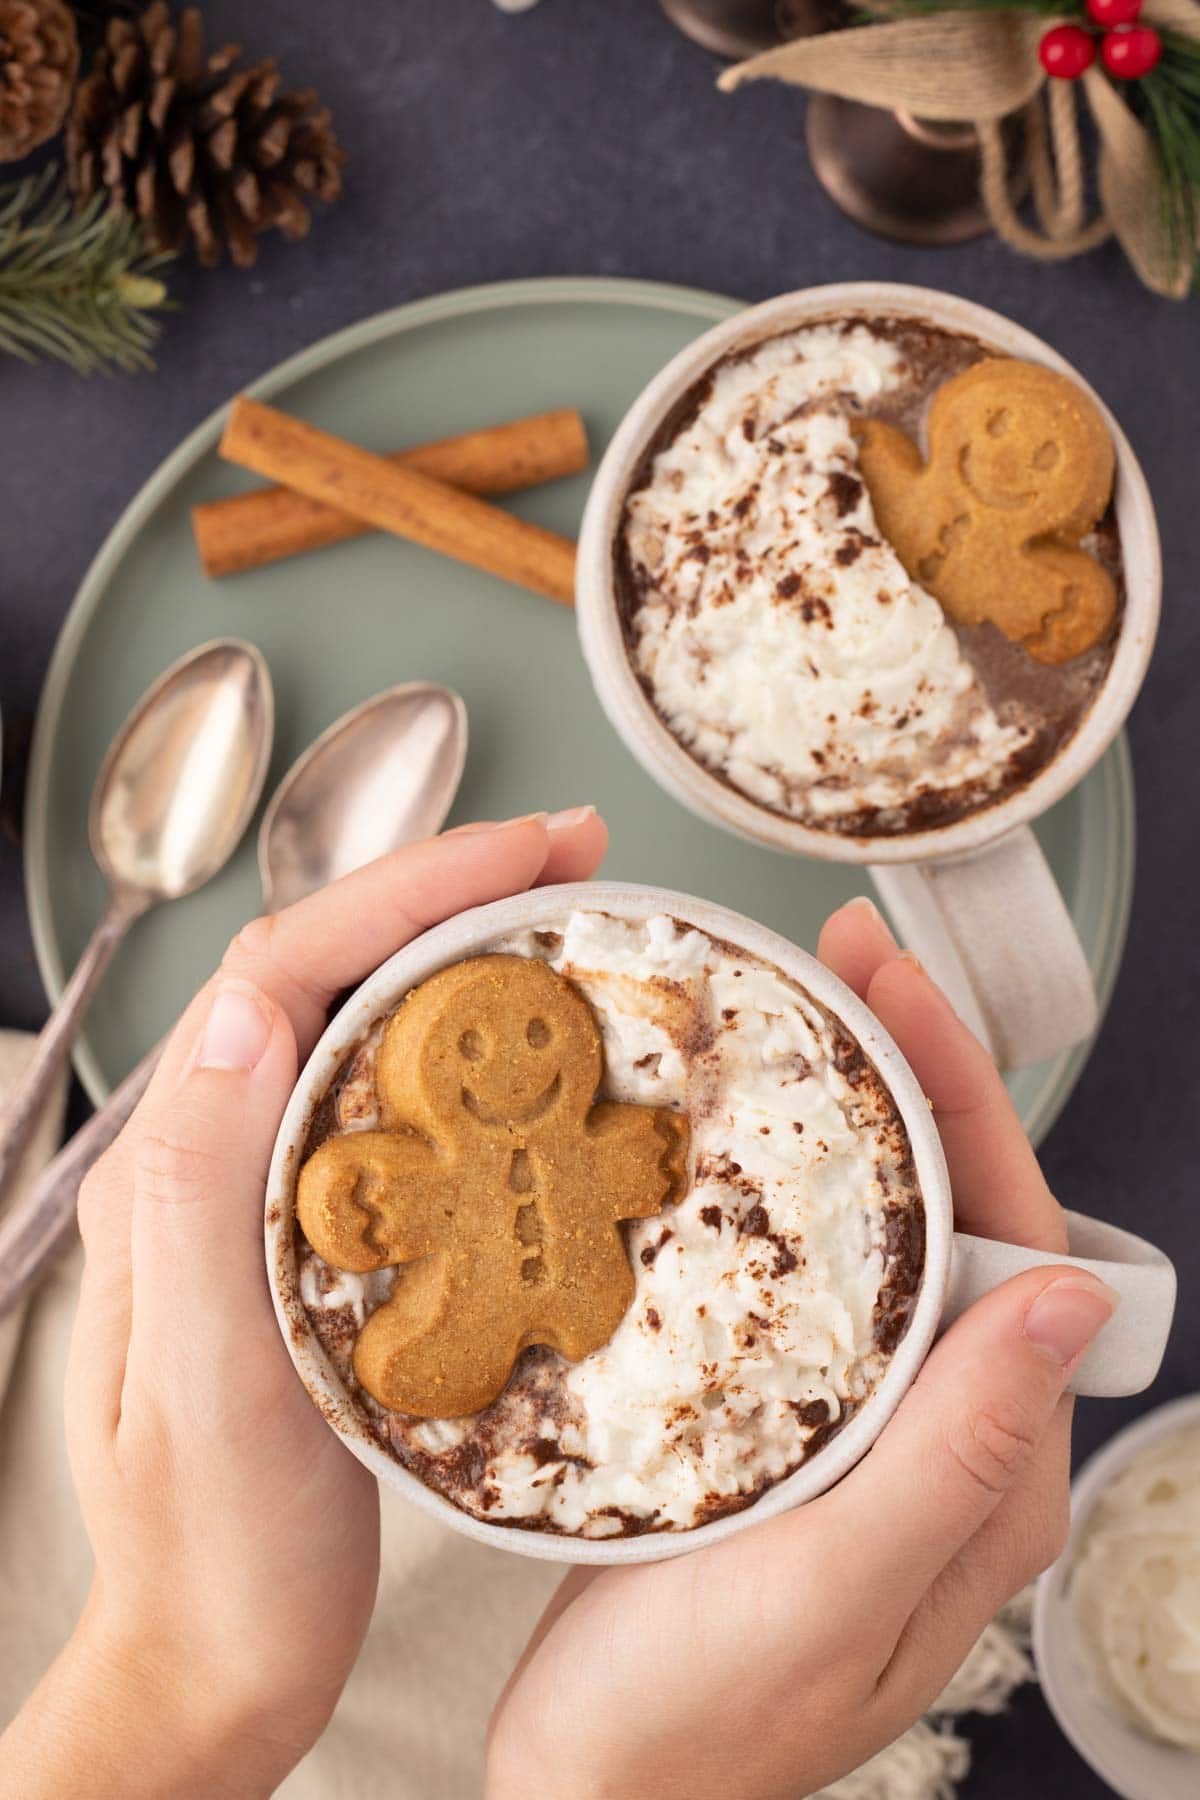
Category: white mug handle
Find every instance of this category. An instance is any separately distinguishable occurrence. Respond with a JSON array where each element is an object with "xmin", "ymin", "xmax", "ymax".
[
  {"xmin": 943, "ymin": 1210, "xmax": 1176, "ymax": 1398},
  {"xmin": 869, "ymin": 825, "xmax": 1098, "ymax": 1073}
]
